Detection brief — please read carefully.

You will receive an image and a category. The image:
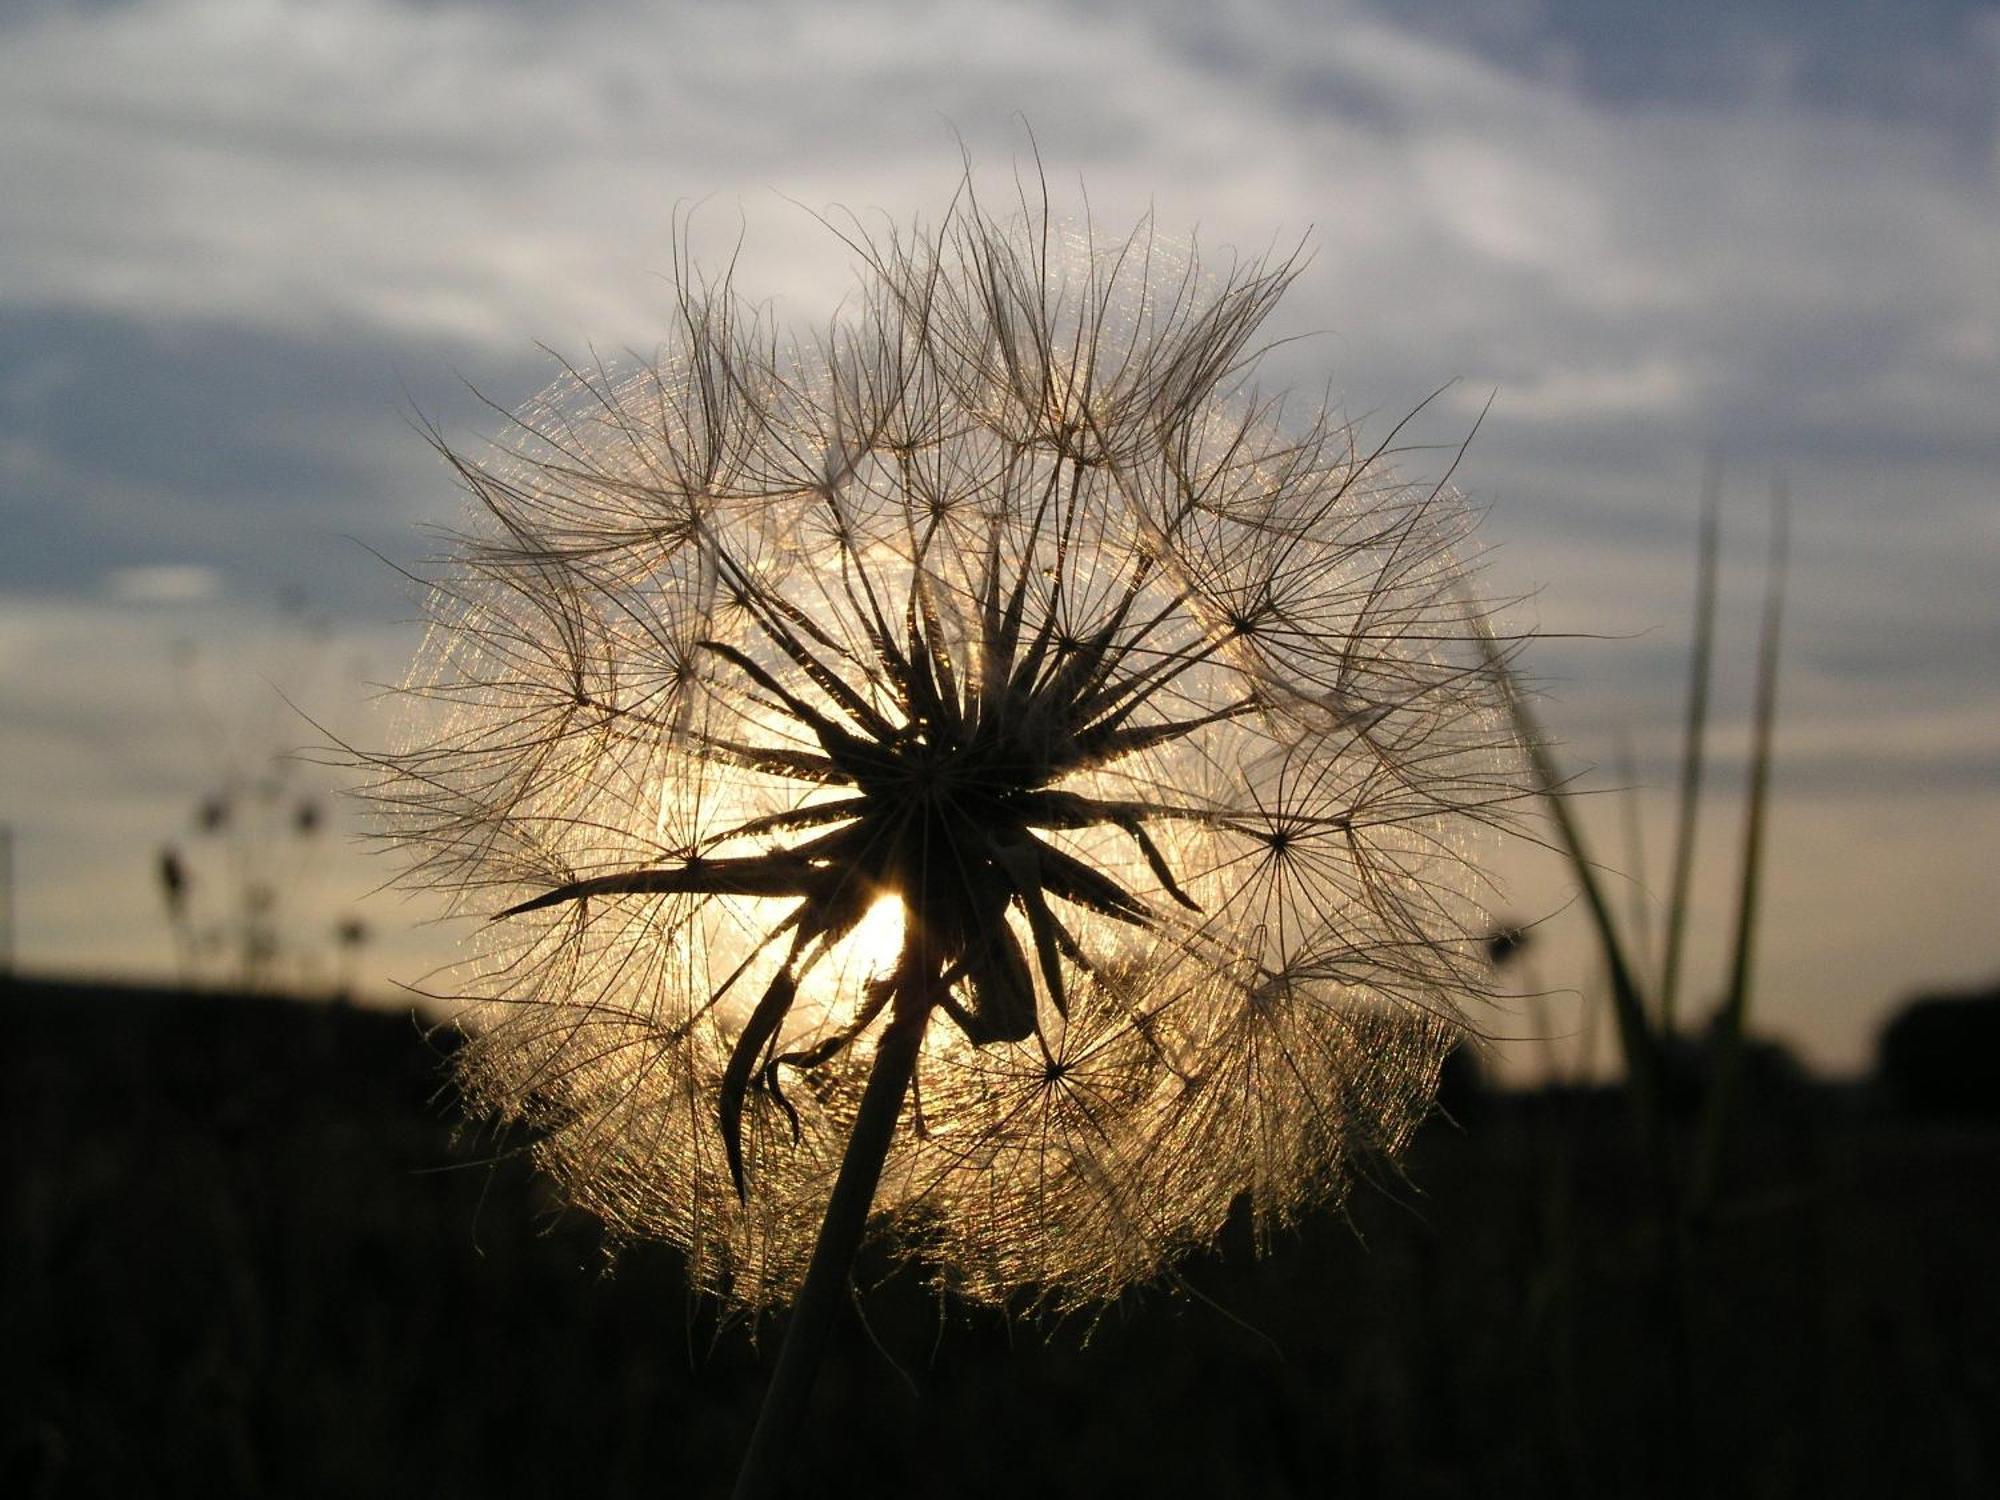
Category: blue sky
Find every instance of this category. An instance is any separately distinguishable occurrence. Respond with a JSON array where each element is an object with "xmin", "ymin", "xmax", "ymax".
[{"xmin": 3, "ymin": 0, "xmax": 1996, "ymax": 1073}]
